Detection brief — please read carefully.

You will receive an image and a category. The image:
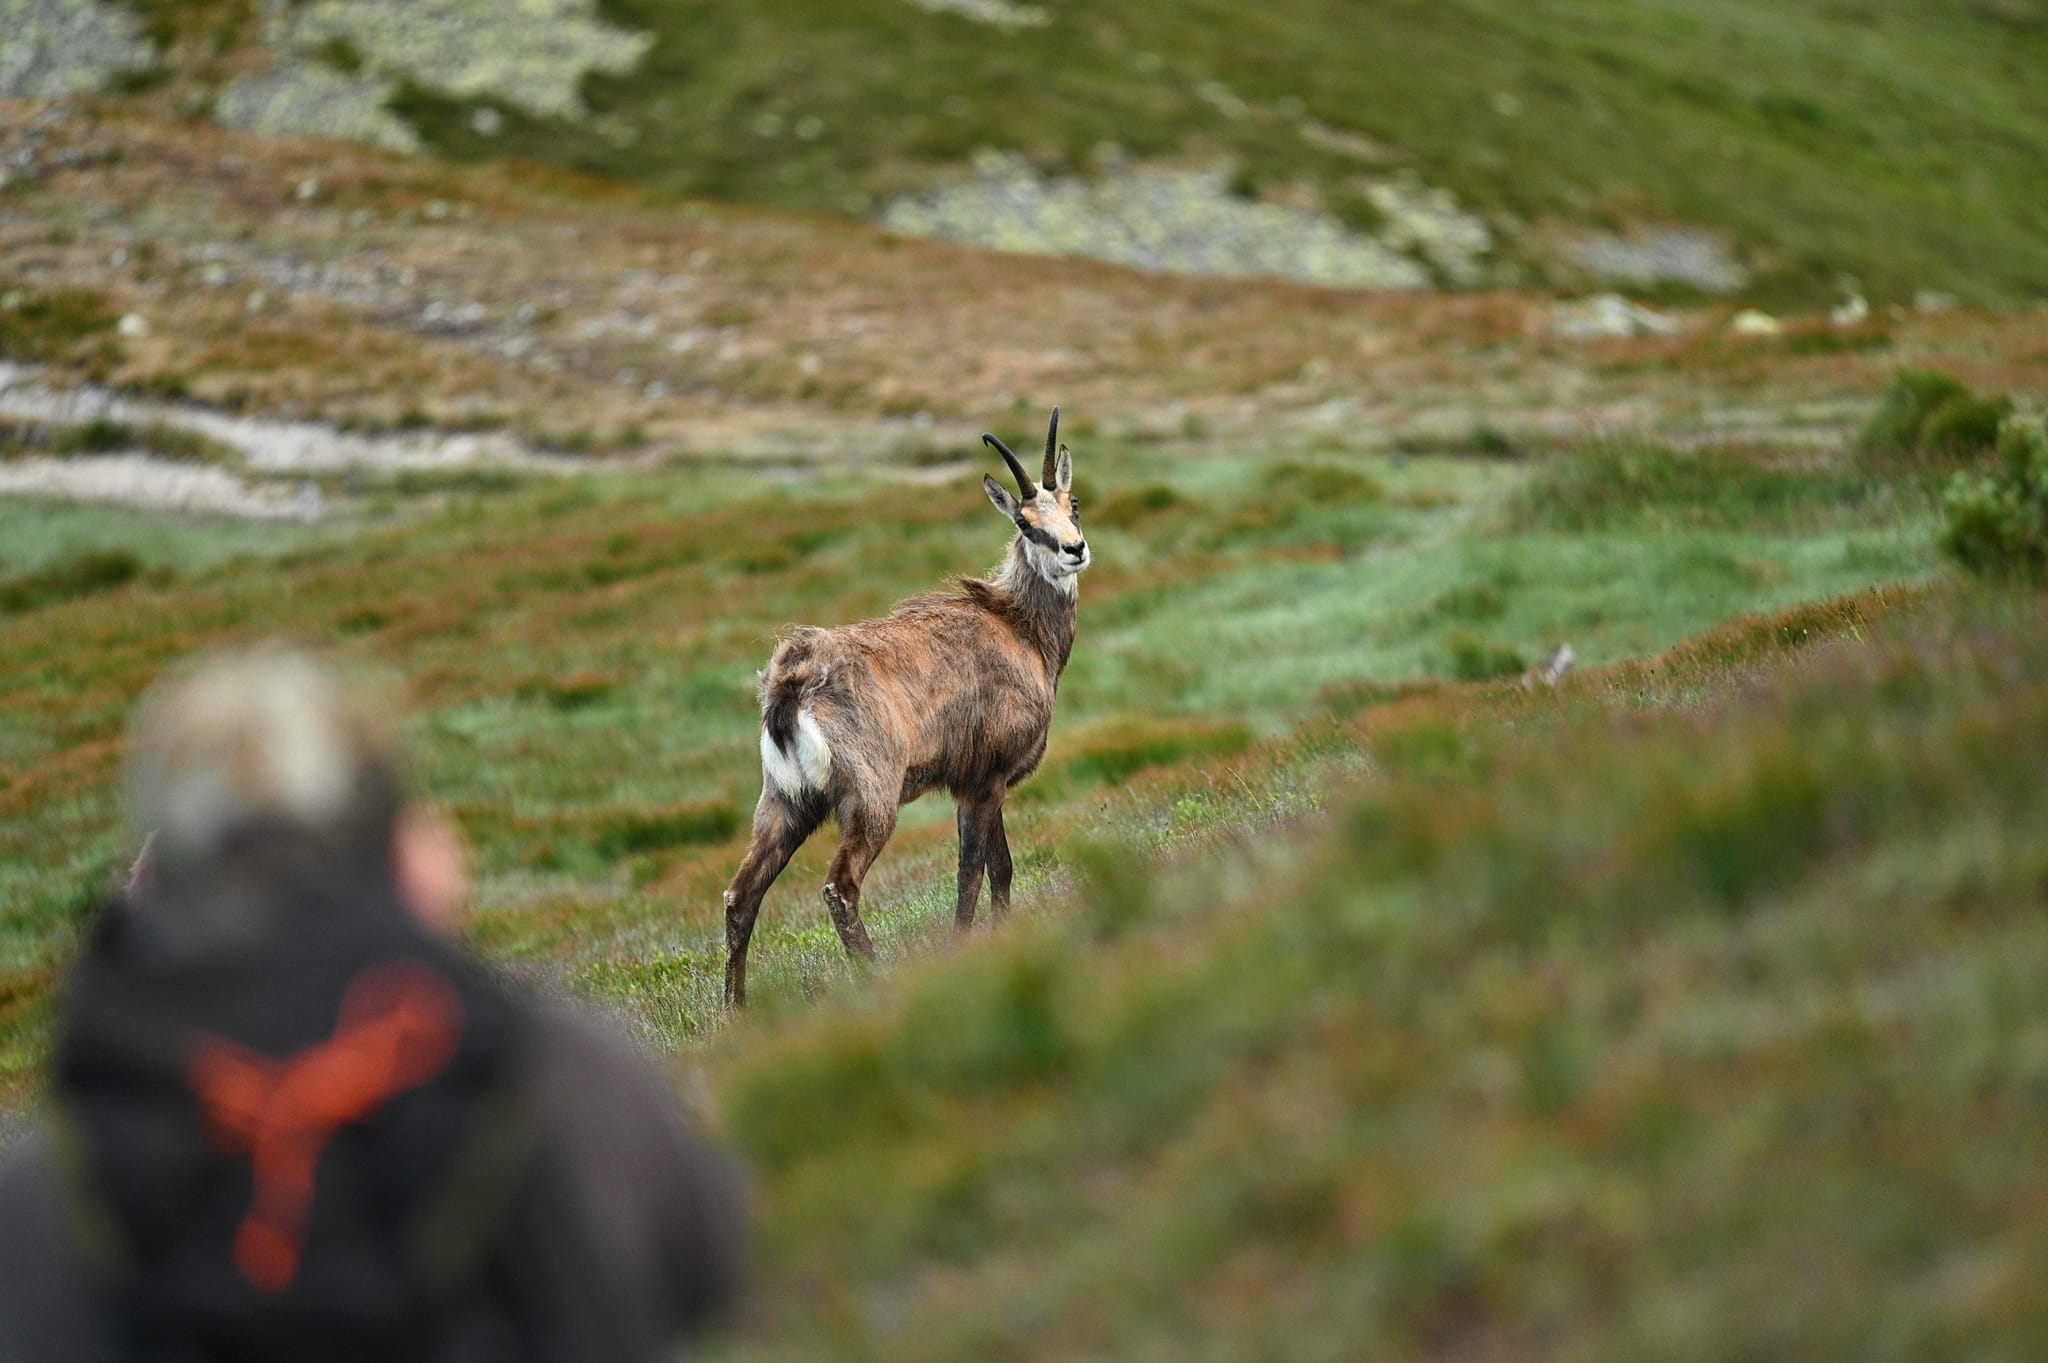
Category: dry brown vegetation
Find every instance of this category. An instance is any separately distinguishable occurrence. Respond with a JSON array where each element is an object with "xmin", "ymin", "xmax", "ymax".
[{"xmin": 4, "ymin": 103, "xmax": 2047, "ymax": 464}]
